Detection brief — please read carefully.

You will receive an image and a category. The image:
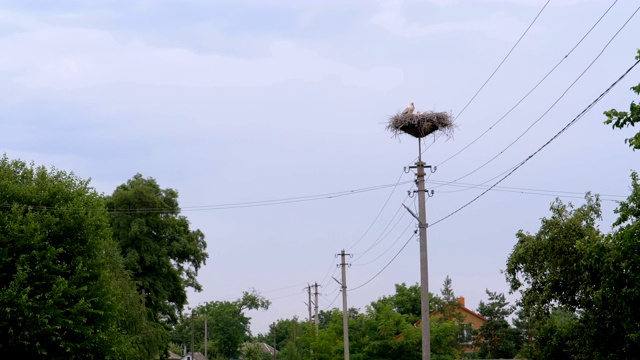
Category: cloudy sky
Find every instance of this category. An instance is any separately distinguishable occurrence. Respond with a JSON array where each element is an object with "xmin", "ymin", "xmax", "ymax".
[{"xmin": 2, "ymin": 0, "xmax": 639, "ymax": 335}]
